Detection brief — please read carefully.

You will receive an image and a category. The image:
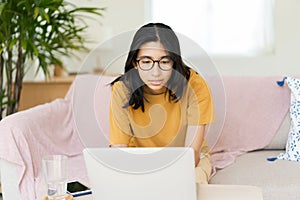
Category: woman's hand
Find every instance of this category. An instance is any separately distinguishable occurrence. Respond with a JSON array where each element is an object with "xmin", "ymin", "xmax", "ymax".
[
  {"xmin": 109, "ymin": 144, "xmax": 128, "ymax": 148},
  {"xmin": 194, "ymin": 150, "xmax": 200, "ymax": 167},
  {"xmin": 44, "ymin": 194, "xmax": 74, "ymax": 200}
]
